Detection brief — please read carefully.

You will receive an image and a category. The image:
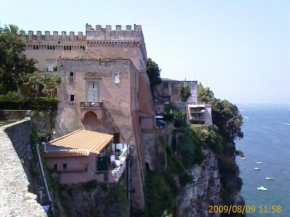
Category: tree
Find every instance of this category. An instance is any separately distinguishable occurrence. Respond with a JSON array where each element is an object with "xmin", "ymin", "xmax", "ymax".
[
  {"xmin": 197, "ymin": 83, "xmax": 212, "ymax": 103},
  {"xmin": 146, "ymin": 58, "xmax": 162, "ymax": 94},
  {"xmin": 178, "ymin": 84, "xmax": 191, "ymax": 102},
  {"xmin": 19, "ymin": 72, "xmax": 60, "ymax": 98},
  {"xmin": 211, "ymin": 99, "xmax": 243, "ymax": 144},
  {"xmin": 0, "ymin": 24, "xmax": 37, "ymax": 96}
]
